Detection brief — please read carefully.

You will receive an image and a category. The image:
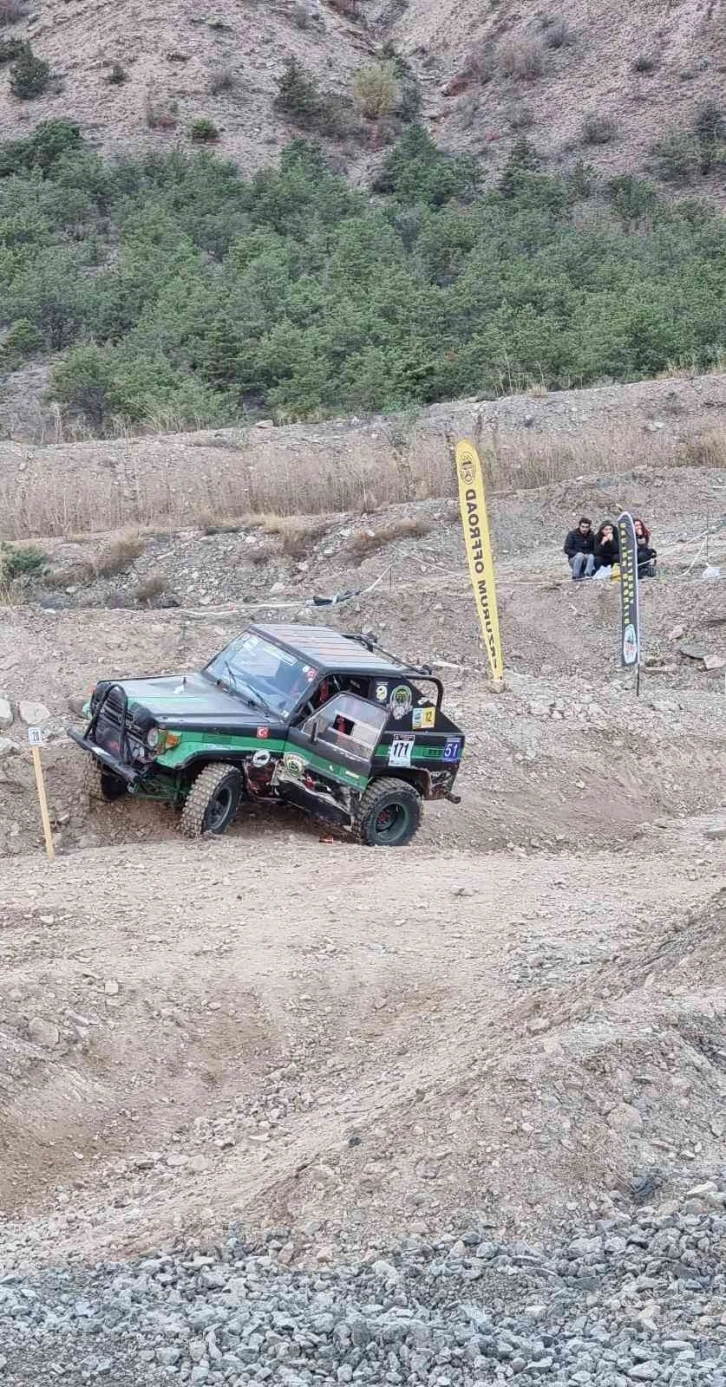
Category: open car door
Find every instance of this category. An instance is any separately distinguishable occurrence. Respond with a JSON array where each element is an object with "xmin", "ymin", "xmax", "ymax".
[{"xmin": 275, "ymin": 693, "xmax": 387, "ymax": 827}]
